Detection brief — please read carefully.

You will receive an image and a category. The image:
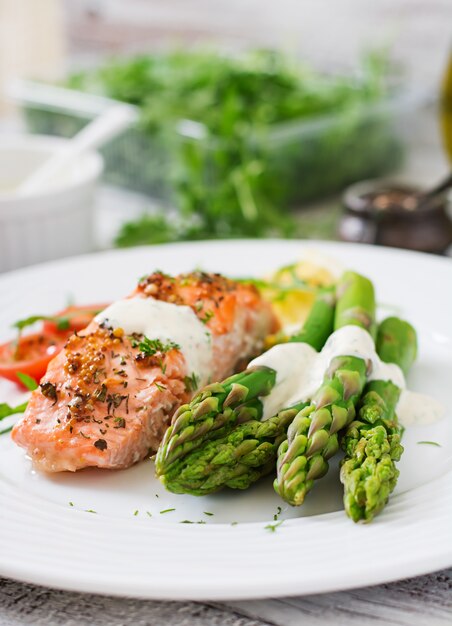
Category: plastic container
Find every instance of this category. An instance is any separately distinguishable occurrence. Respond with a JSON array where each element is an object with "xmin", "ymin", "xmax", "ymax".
[
  {"xmin": 0, "ymin": 135, "xmax": 103, "ymax": 272},
  {"xmin": 11, "ymin": 80, "xmax": 424, "ymax": 207}
]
